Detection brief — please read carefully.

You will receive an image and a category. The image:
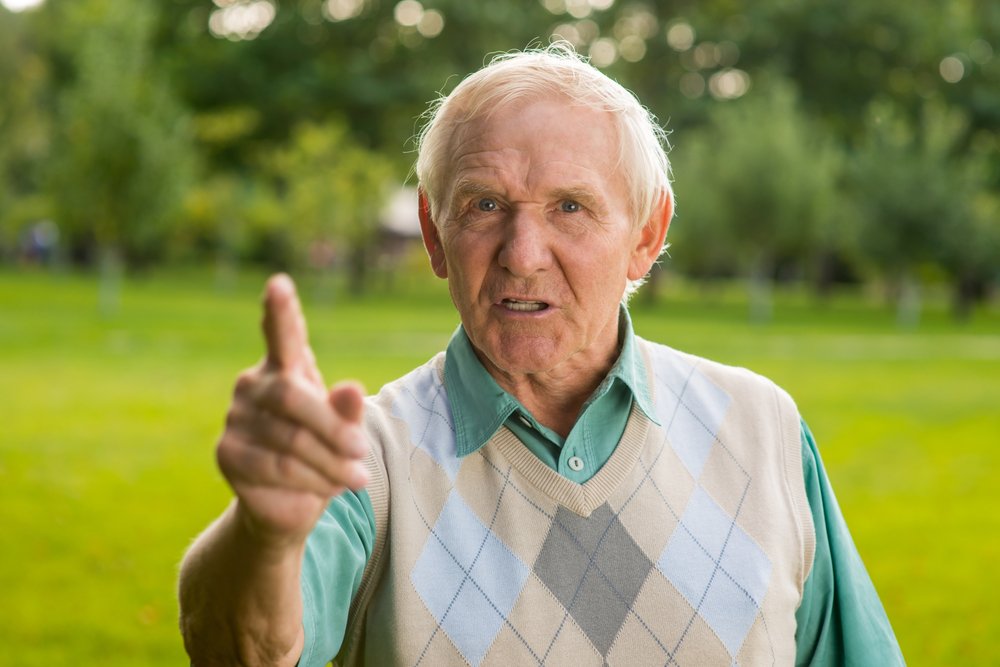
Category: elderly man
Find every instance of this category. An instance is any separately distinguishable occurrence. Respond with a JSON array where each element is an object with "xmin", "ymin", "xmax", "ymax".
[{"xmin": 179, "ymin": 46, "xmax": 903, "ymax": 666}]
